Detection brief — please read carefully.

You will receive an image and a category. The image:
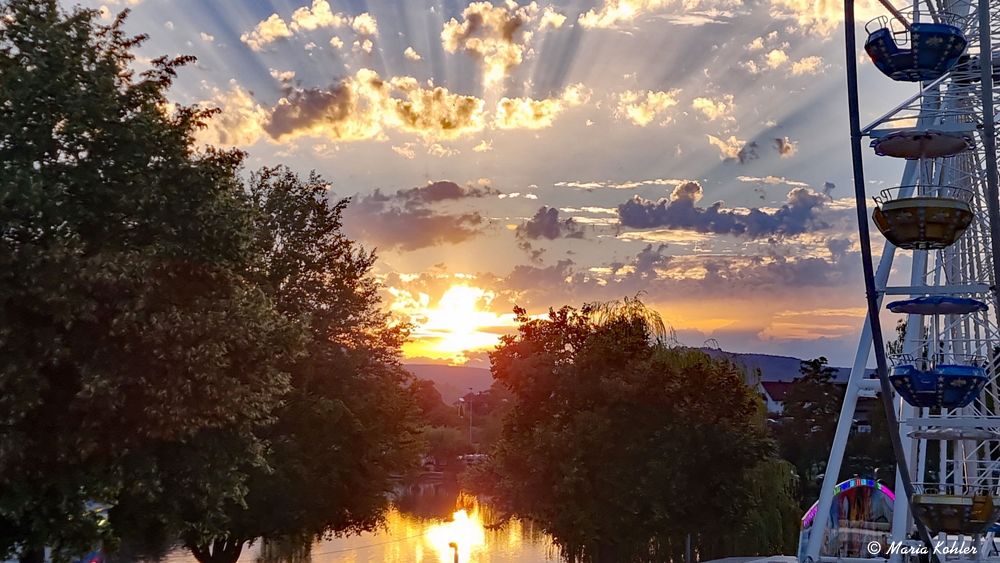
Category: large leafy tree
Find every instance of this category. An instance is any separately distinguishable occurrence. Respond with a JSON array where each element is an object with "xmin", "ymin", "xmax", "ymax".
[
  {"xmin": 0, "ymin": 2, "xmax": 300, "ymax": 559},
  {"xmin": 111, "ymin": 168, "xmax": 419, "ymax": 563},
  {"xmin": 481, "ymin": 299, "xmax": 791, "ymax": 563}
]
